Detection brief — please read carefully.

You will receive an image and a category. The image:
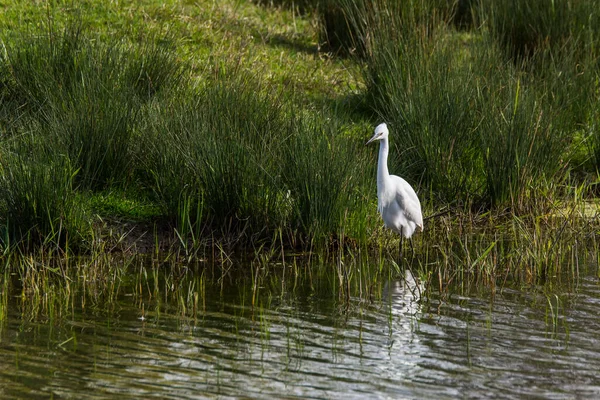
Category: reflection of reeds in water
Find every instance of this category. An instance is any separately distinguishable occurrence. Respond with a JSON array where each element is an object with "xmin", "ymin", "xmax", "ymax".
[
  {"xmin": 382, "ymin": 269, "xmax": 423, "ymax": 324},
  {"xmin": 1, "ymin": 255, "xmax": 598, "ymax": 398}
]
